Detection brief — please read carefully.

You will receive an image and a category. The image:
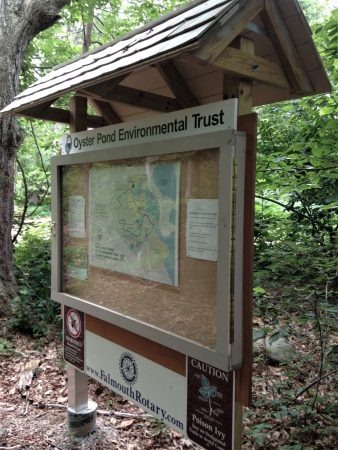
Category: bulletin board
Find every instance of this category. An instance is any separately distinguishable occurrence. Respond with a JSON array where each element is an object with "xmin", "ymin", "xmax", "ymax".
[{"xmin": 52, "ymin": 130, "xmax": 245, "ymax": 371}]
